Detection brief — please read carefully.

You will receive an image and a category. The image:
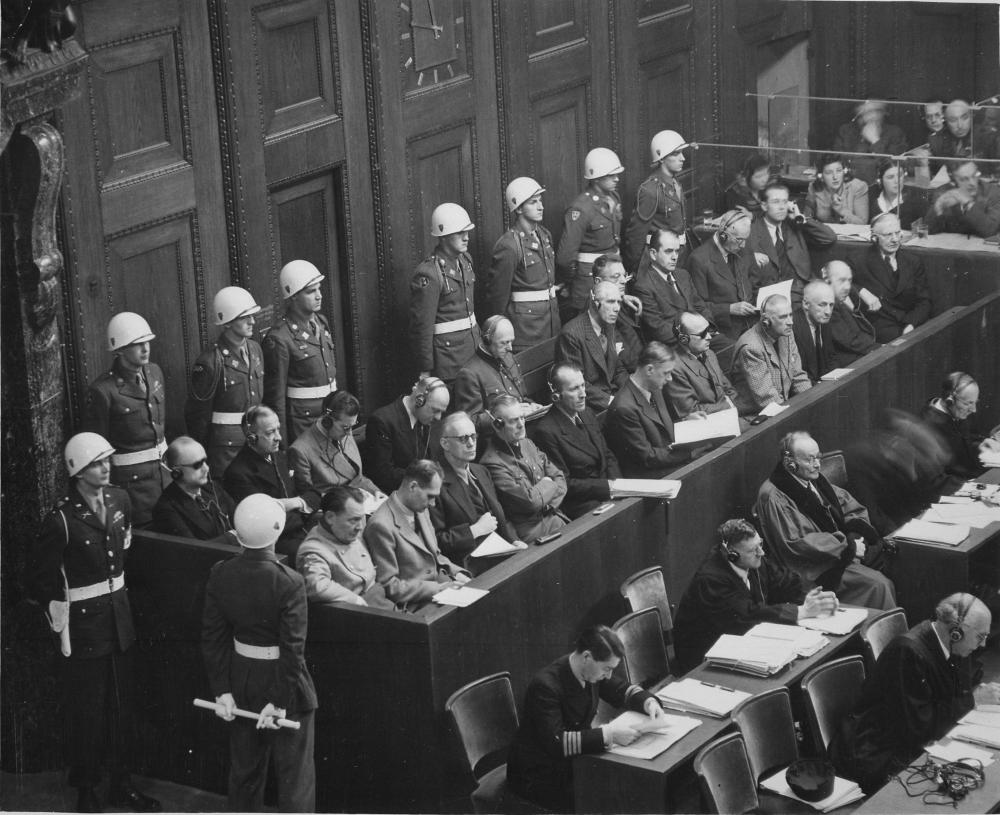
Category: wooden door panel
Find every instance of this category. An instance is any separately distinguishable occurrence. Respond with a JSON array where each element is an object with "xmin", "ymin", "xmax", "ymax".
[
  {"xmin": 530, "ymin": 87, "xmax": 589, "ymax": 238},
  {"xmin": 528, "ymin": 0, "xmax": 588, "ymax": 55},
  {"xmin": 638, "ymin": 50, "xmax": 692, "ymax": 145}
]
